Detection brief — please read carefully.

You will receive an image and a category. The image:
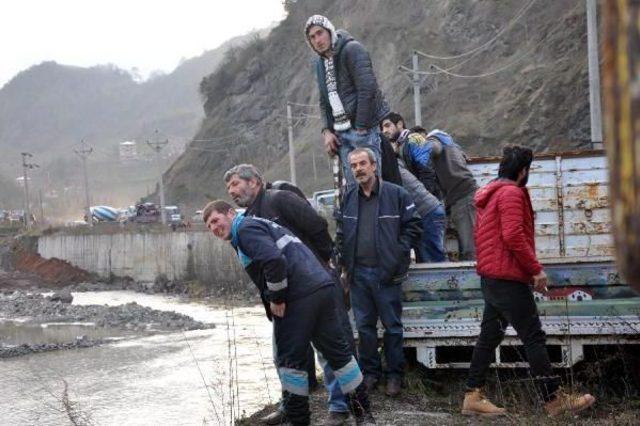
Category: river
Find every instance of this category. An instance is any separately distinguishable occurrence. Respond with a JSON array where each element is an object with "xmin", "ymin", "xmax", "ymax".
[{"xmin": 0, "ymin": 291, "xmax": 280, "ymax": 425}]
